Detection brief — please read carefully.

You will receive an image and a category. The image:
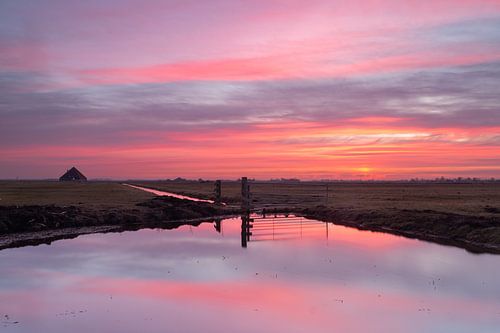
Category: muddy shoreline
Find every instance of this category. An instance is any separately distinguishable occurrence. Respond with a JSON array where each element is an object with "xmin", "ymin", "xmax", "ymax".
[
  {"xmin": 298, "ymin": 206, "xmax": 500, "ymax": 254},
  {"xmin": 0, "ymin": 196, "xmax": 238, "ymax": 234},
  {"xmin": 1, "ymin": 196, "xmax": 500, "ymax": 254},
  {"xmin": 0, "ymin": 215, "xmax": 238, "ymax": 251},
  {"xmin": 0, "ymin": 196, "xmax": 239, "ymax": 249}
]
